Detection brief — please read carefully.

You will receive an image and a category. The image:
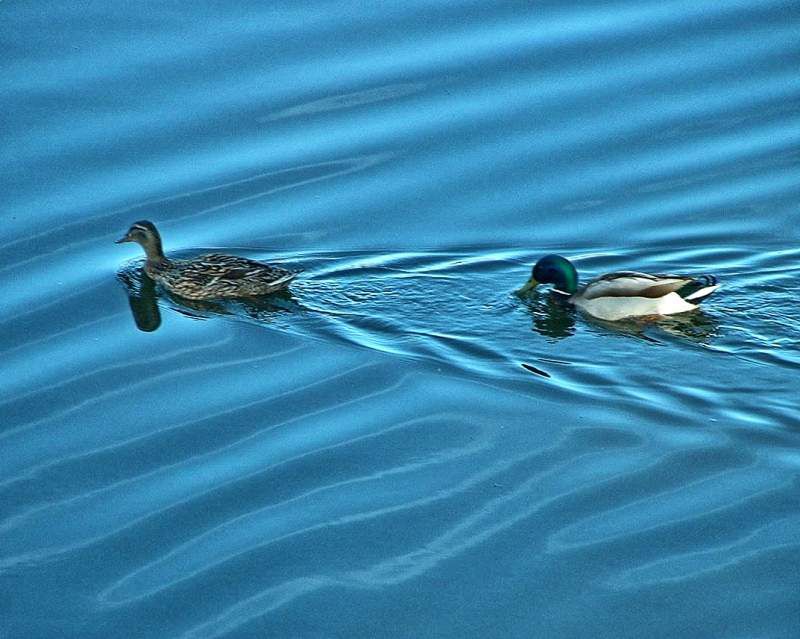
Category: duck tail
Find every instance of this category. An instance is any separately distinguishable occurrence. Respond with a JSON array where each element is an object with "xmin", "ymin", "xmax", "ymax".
[{"xmin": 678, "ymin": 275, "xmax": 719, "ymax": 303}]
